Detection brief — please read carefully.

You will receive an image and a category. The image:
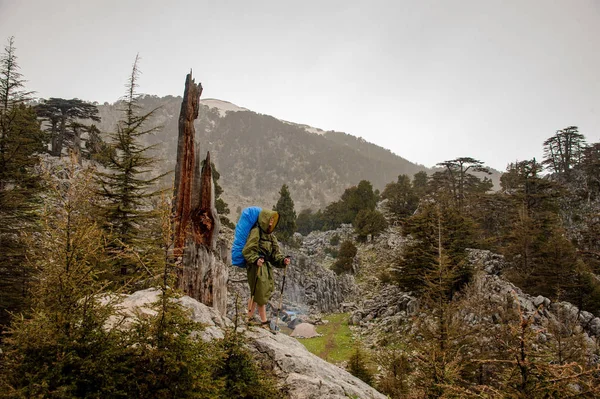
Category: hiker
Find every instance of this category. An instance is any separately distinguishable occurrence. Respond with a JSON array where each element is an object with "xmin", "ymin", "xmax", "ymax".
[{"xmin": 243, "ymin": 209, "xmax": 290, "ymax": 329}]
